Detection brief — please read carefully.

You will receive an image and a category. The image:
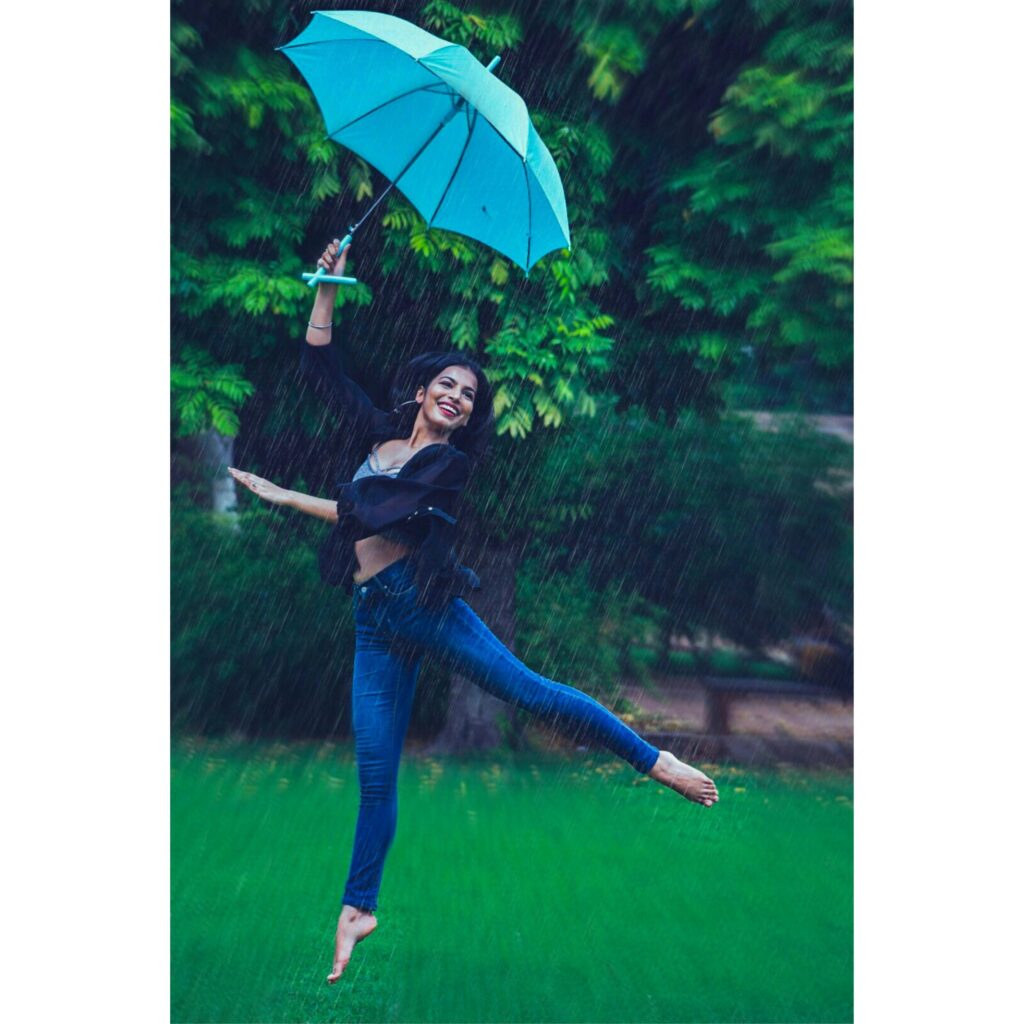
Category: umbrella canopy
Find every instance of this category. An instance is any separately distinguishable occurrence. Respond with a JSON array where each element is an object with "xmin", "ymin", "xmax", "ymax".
[{"xmin": 279, "ymin": 9, "xmax": 570, "ymax": 272}]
